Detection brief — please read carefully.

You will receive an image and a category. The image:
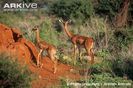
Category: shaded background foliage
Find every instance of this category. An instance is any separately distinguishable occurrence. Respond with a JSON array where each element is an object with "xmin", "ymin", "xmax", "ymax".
[{"xmin": 50, "ymin": 0, "xmax": 93, "ymax": 23}]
